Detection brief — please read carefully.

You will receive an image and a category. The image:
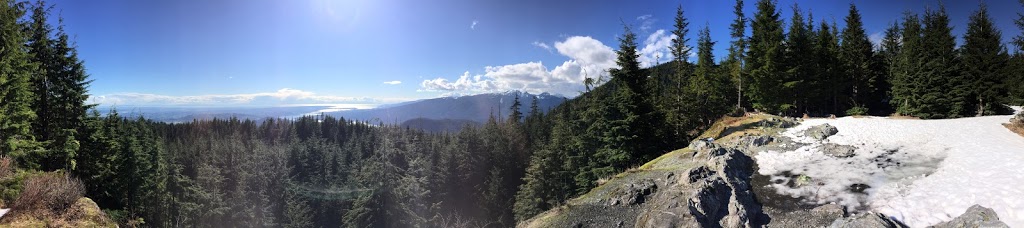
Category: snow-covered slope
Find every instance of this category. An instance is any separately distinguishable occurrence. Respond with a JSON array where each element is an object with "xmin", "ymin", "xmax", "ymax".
[{"xmin": 756, "ymin": 110, "xmax": 1024, "ymax": 227}]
